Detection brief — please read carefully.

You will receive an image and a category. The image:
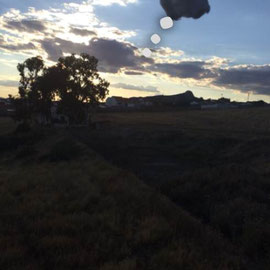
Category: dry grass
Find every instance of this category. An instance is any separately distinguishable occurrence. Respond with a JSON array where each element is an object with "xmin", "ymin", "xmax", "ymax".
[
  {"xmin": 1, "ymin": 108, "xmax": 270, "ymax": 269},
  {"xmin": 0, "ymin": 128, "xmax": 243, "ymax": 270},
  {"xmin": 94, "ymin": 108, "xmax": 270, "ymax": 137},
  {"xmin": 0, "ymin": 117, "xmax": 16, "ymax": 135}
]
